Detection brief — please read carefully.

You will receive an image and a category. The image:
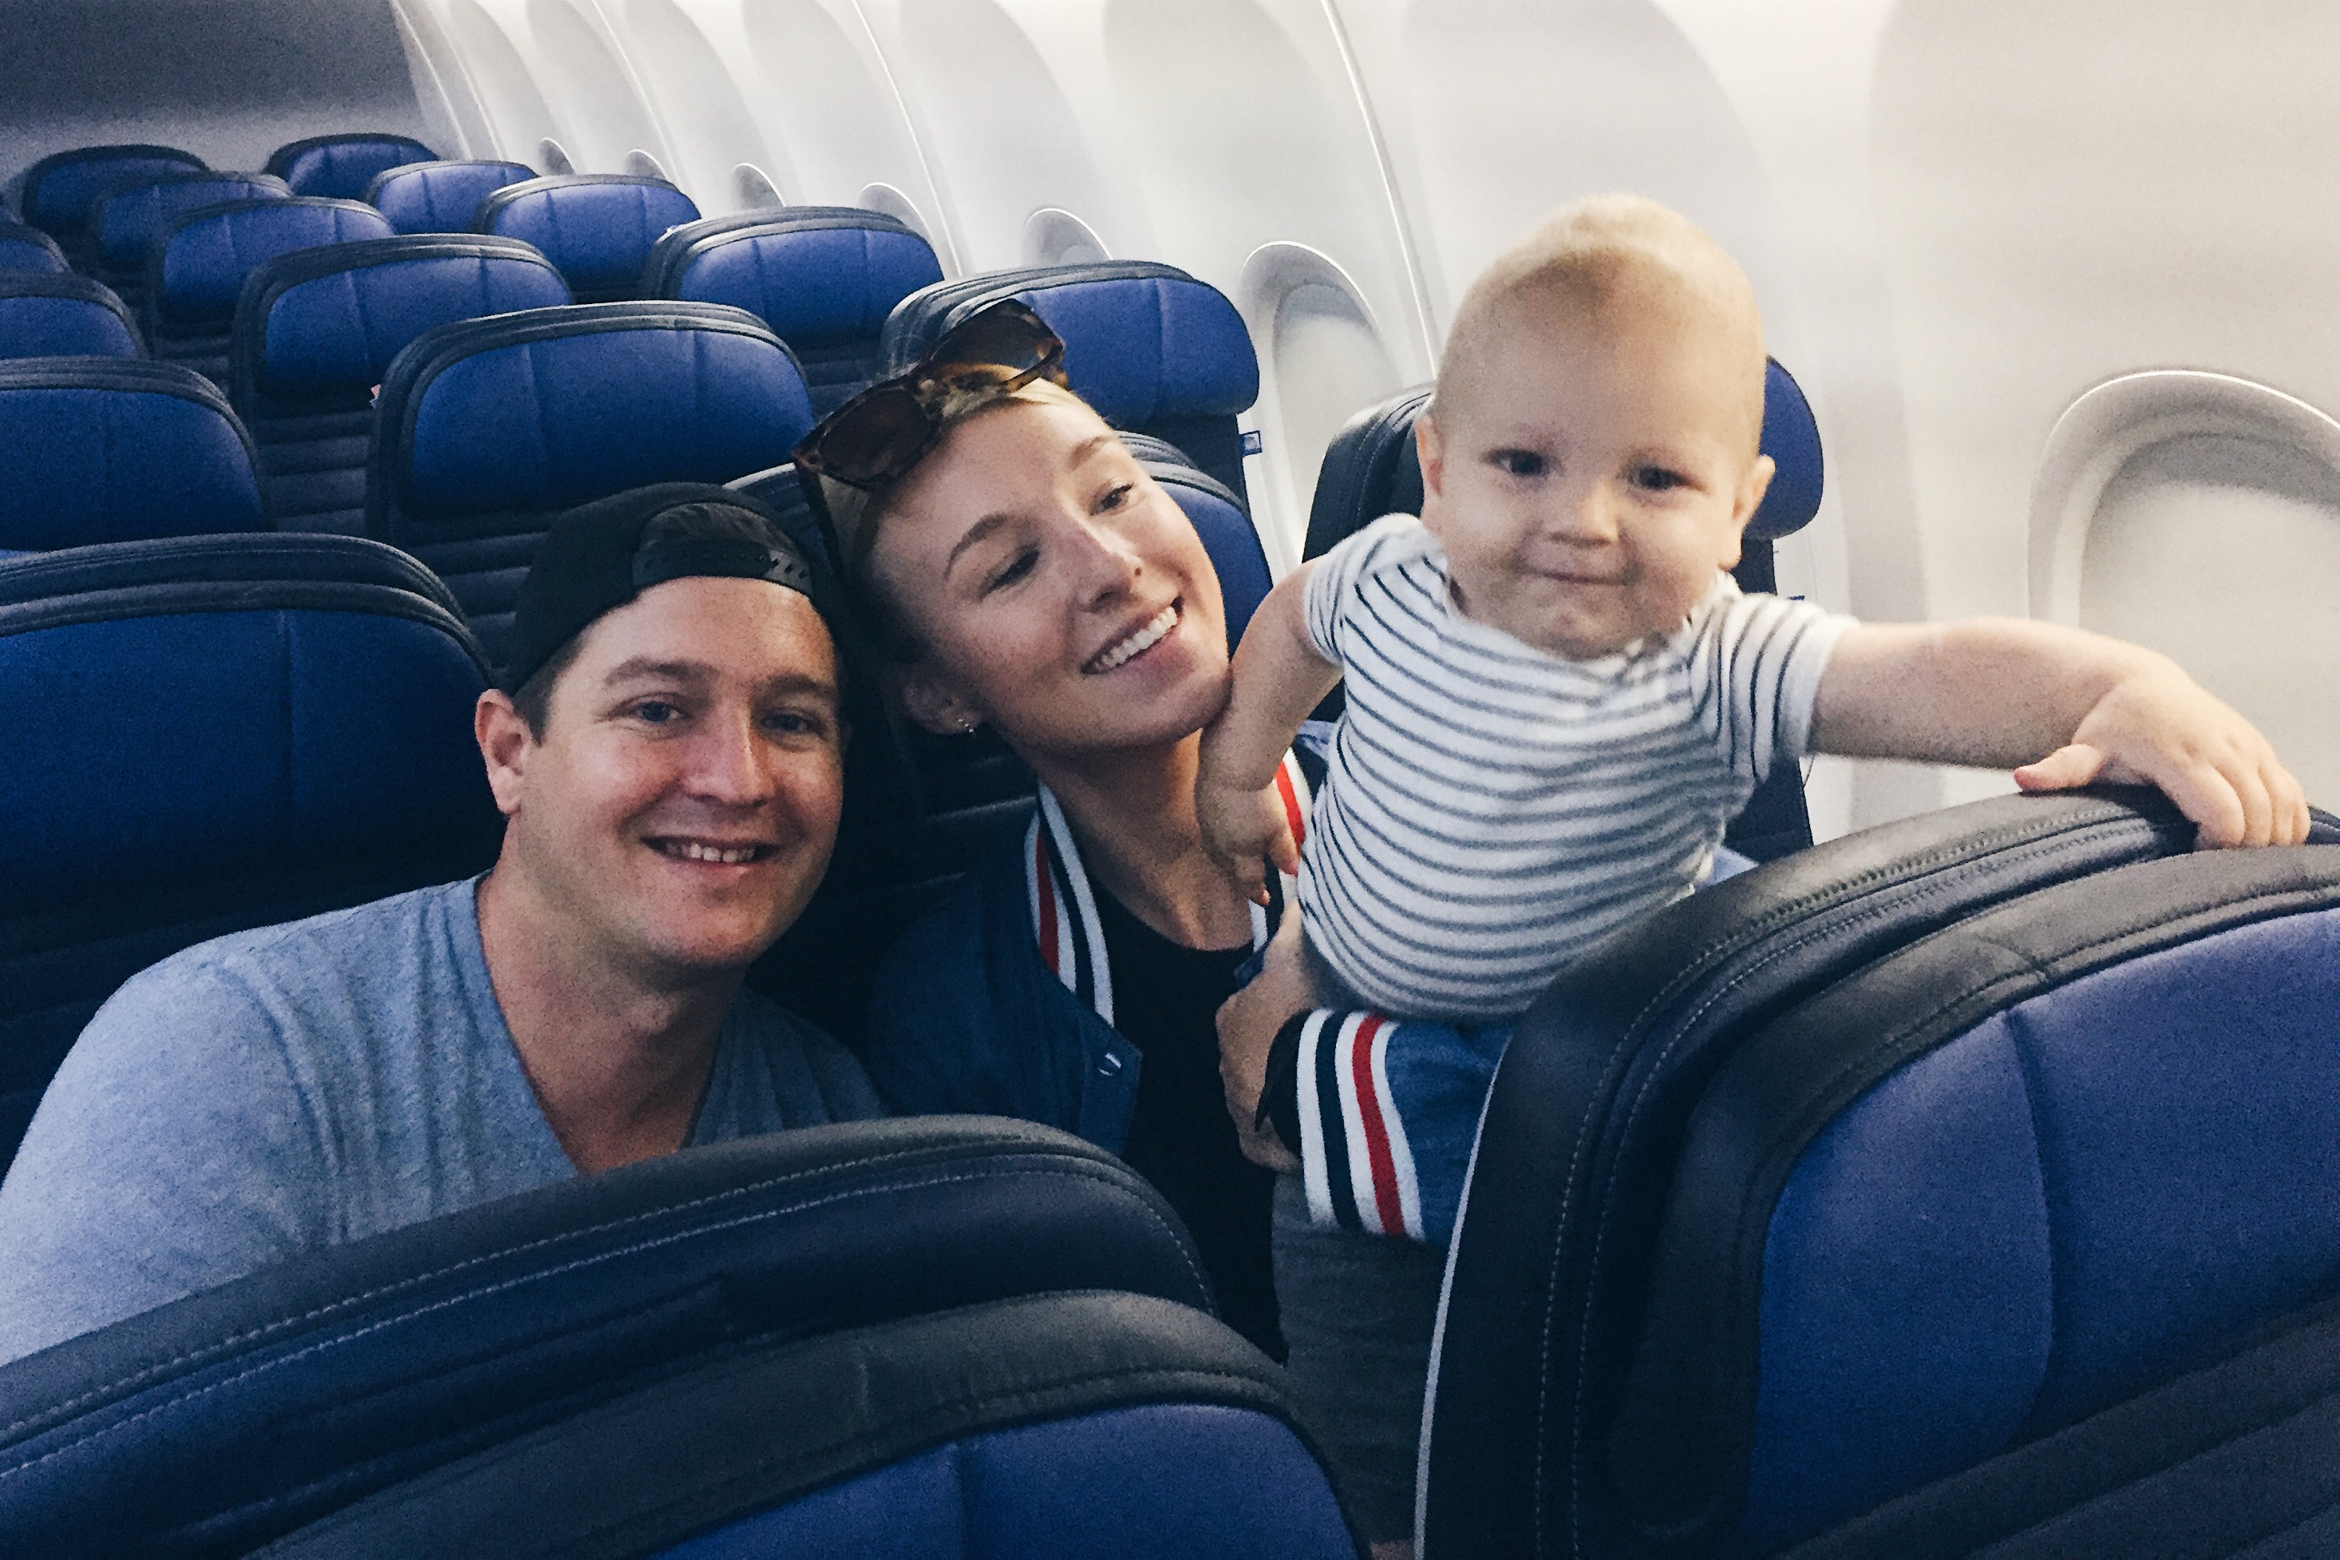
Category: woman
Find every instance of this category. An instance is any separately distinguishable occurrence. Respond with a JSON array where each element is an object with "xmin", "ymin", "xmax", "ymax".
[{"xmin": 795, "ymin": 302, "xmax": 1444, "ymax": 1555}]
